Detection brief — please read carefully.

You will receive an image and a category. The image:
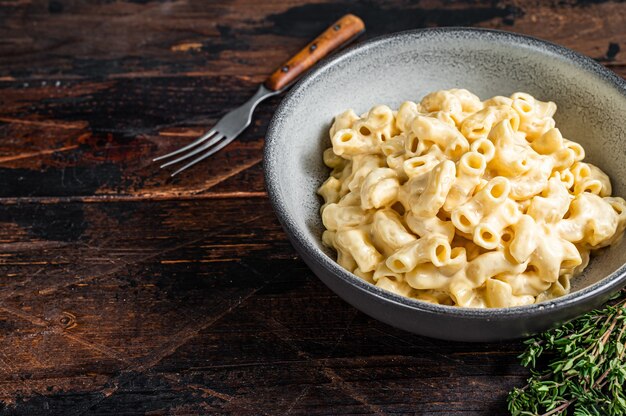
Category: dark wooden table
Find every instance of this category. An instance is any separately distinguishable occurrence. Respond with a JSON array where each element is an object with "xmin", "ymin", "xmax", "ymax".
[{"xmin": 0, "ymin": 1, "xmax": 624, "ymax": 414}]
